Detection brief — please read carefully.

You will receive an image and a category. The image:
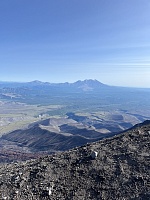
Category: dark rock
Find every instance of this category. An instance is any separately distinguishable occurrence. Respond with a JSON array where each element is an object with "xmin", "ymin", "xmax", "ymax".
[{"xmin": 0, "ymin": 120, "xmax": 149, "ymax": 199}]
